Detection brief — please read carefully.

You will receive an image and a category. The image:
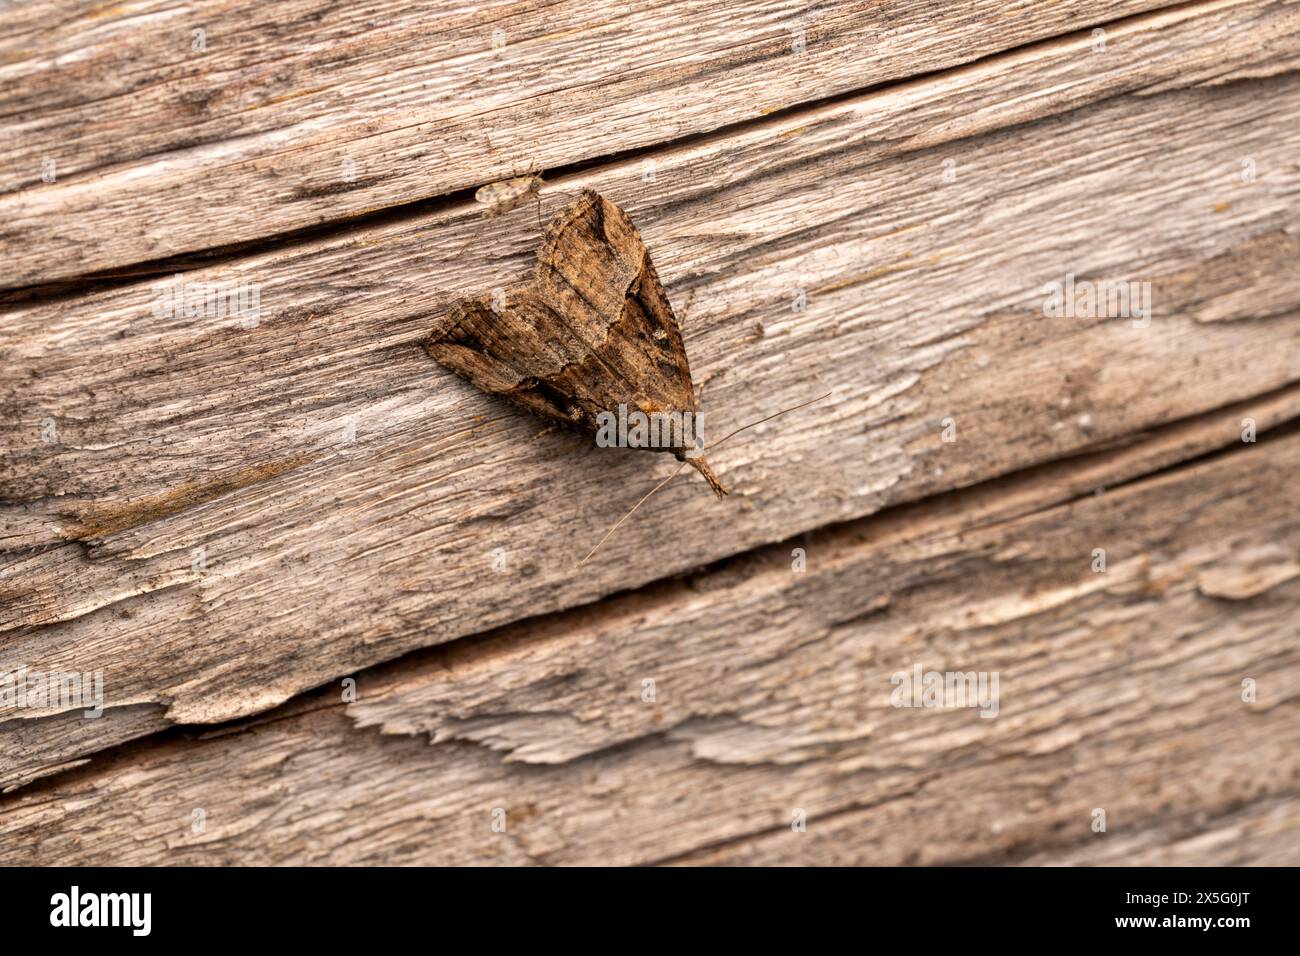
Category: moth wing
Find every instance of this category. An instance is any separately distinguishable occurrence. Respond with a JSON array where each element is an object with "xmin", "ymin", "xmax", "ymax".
[
  {"xmin": 531, "ymin": 190, "xmax": 698, "ymax": 419},
  {"xmin": 426, "ymin": 294, "xmax": 604, "ymax": 428},
  {"xmin": 428, "ymin": 292, "xmax": 664, "ymax": 434}
]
